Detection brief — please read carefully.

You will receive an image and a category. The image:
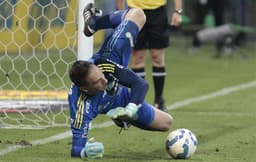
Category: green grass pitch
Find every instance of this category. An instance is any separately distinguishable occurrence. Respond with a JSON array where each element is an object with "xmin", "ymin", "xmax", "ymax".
[{"xmin": 0, "ymin": 40, "xmax": 256, "ymax": 162}]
